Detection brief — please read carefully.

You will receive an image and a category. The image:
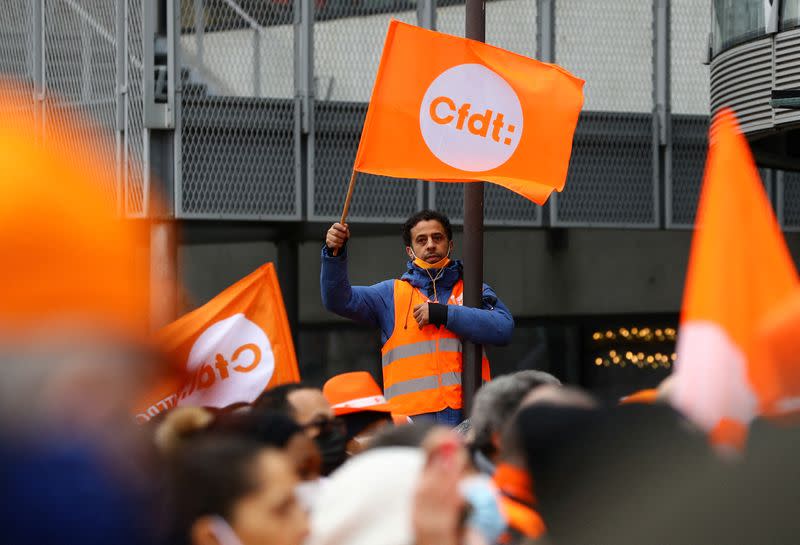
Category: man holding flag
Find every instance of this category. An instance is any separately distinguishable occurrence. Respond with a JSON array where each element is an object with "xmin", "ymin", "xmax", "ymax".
[
  {"xmin": 319, "ymin": 20, "xmax": 582, "ymax": 426},
  {"xmin": 321, "ymin": 210, "xmax": 514, "ymax": 425}
]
